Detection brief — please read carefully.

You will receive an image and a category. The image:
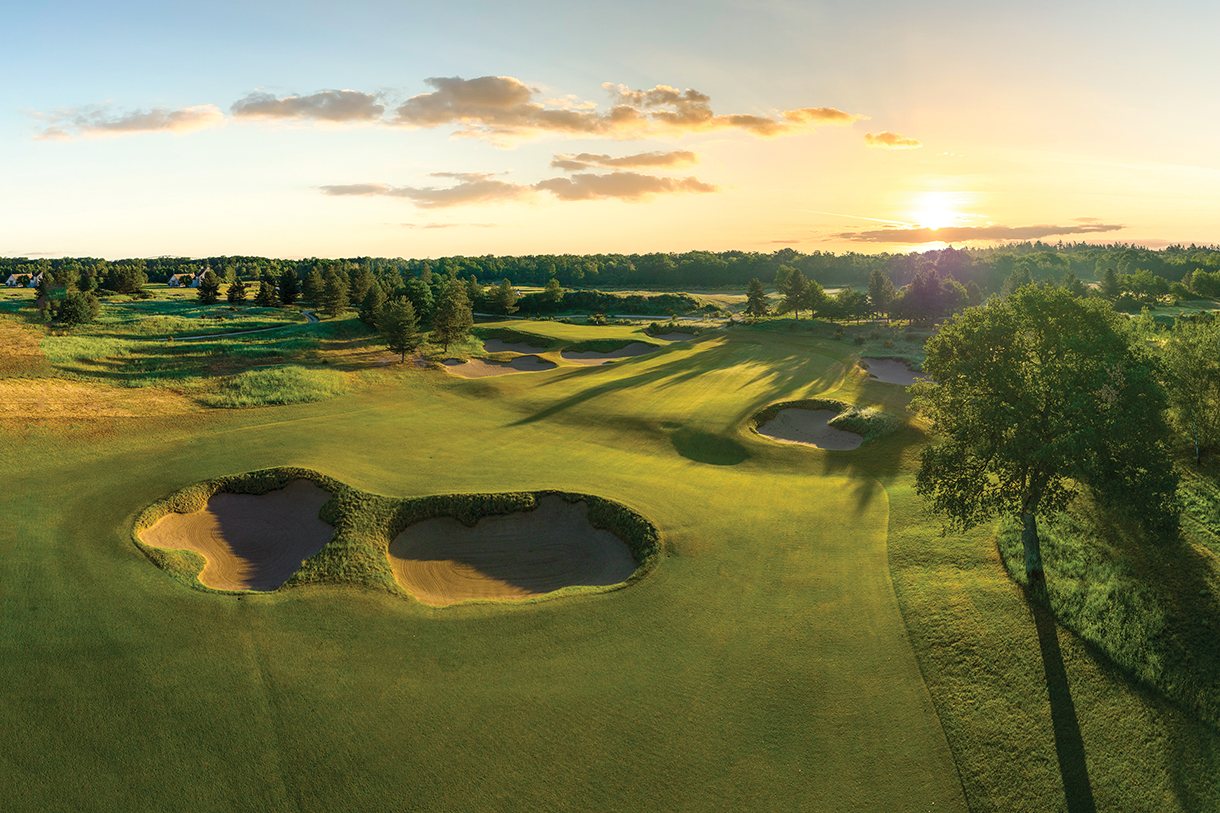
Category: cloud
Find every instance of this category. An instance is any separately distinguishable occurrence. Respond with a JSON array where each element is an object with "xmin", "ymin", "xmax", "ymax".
[
  {"xmin": 550, "ymin": 150, "xmax": 698, "ymax": 171},
  {"xmin": 230, "ymin": 90, "xmax": 383, "ymax": 122},
  {"xmin": 535, "ymin": 171, "xmax": 717, "ymax": 201},
  {"xmin": 838, "ymin": 222, "xmax": 1124, "ymax": 243},
  {"xmin": 390, "ymin": 75, "xmax": 866, "ymax": 141},
  {"xmin": 322, "ymin": 178, "xmax": 531, "ymax": 209},
  {"xmin": 34, "ymin": 104, "xmax": 224, "ymax": 139},
  {"xmin": 323, "ymin": 170, "xmax": 718, "ymax": 208},
  {"xmin": 864, "ymin": 131, "xmax": 922, "ymax": 149}
]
